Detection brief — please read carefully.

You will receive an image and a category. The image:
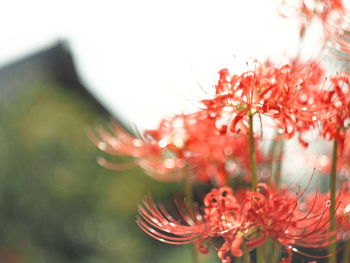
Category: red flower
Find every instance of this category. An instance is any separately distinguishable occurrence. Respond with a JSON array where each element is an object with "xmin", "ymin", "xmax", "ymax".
[
  {"xmin": 181, "ymin": 111, "xmax": 267, "ymax": 185},
  {"xmin": 318, "ymin": 73, "xmax": 350, "ymax": 148},
  {"xmin": 137, "ymin": 187, "xmax": 250, "ymax": 263},
  {"xmin": 137, "ymin": 184, "xmax": 337, "ymax": 263},
  {"xmin": 202, "ymin": 59, "xmax": 324, "ymax": 147},
  {"xmin": 333, "ymin": 183, "xmax": 350, "ymax": 232},
  {"xmin": 92, "ymin": 110, "xmax": 266, "ymax": 185},
  {"xmin": 89, "ymin": 121, "xmax": 185, "ymax": 182}
]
